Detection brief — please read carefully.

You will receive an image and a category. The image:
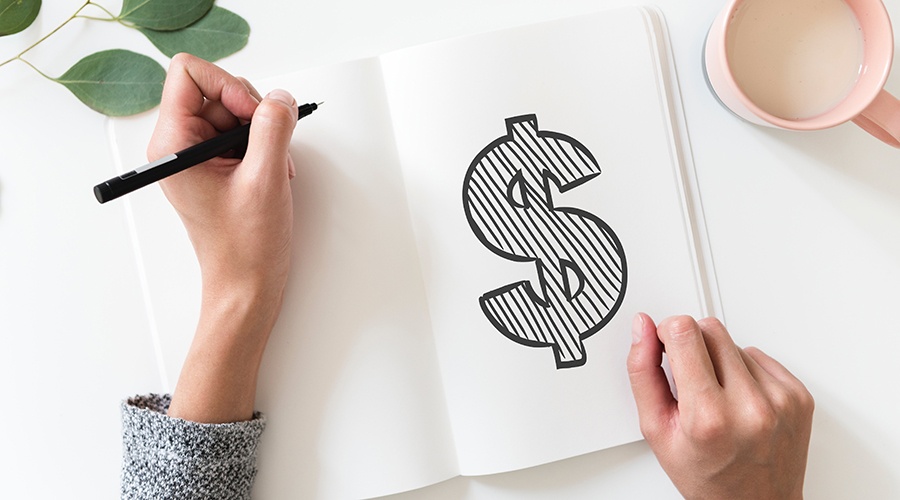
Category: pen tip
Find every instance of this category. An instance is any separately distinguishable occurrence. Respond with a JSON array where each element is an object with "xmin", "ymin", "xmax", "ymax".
[{"xmin": 317, "ymin": 101, "xmax": 324, "ymax": 106}]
